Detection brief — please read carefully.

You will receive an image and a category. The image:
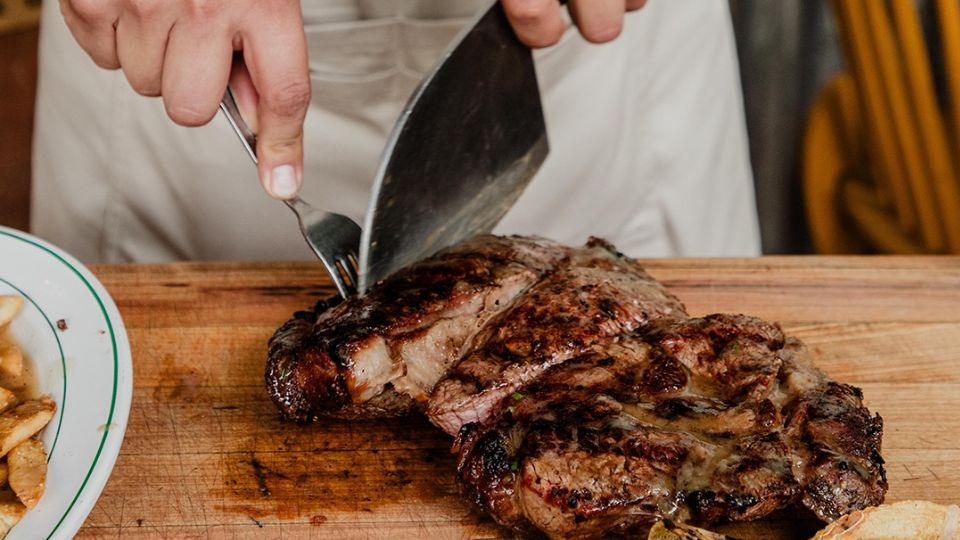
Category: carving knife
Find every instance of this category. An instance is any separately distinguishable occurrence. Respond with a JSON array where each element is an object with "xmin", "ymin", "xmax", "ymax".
[{"xmin": 357, "ymin": 0, "xmax": 550, "ymax": 292}]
